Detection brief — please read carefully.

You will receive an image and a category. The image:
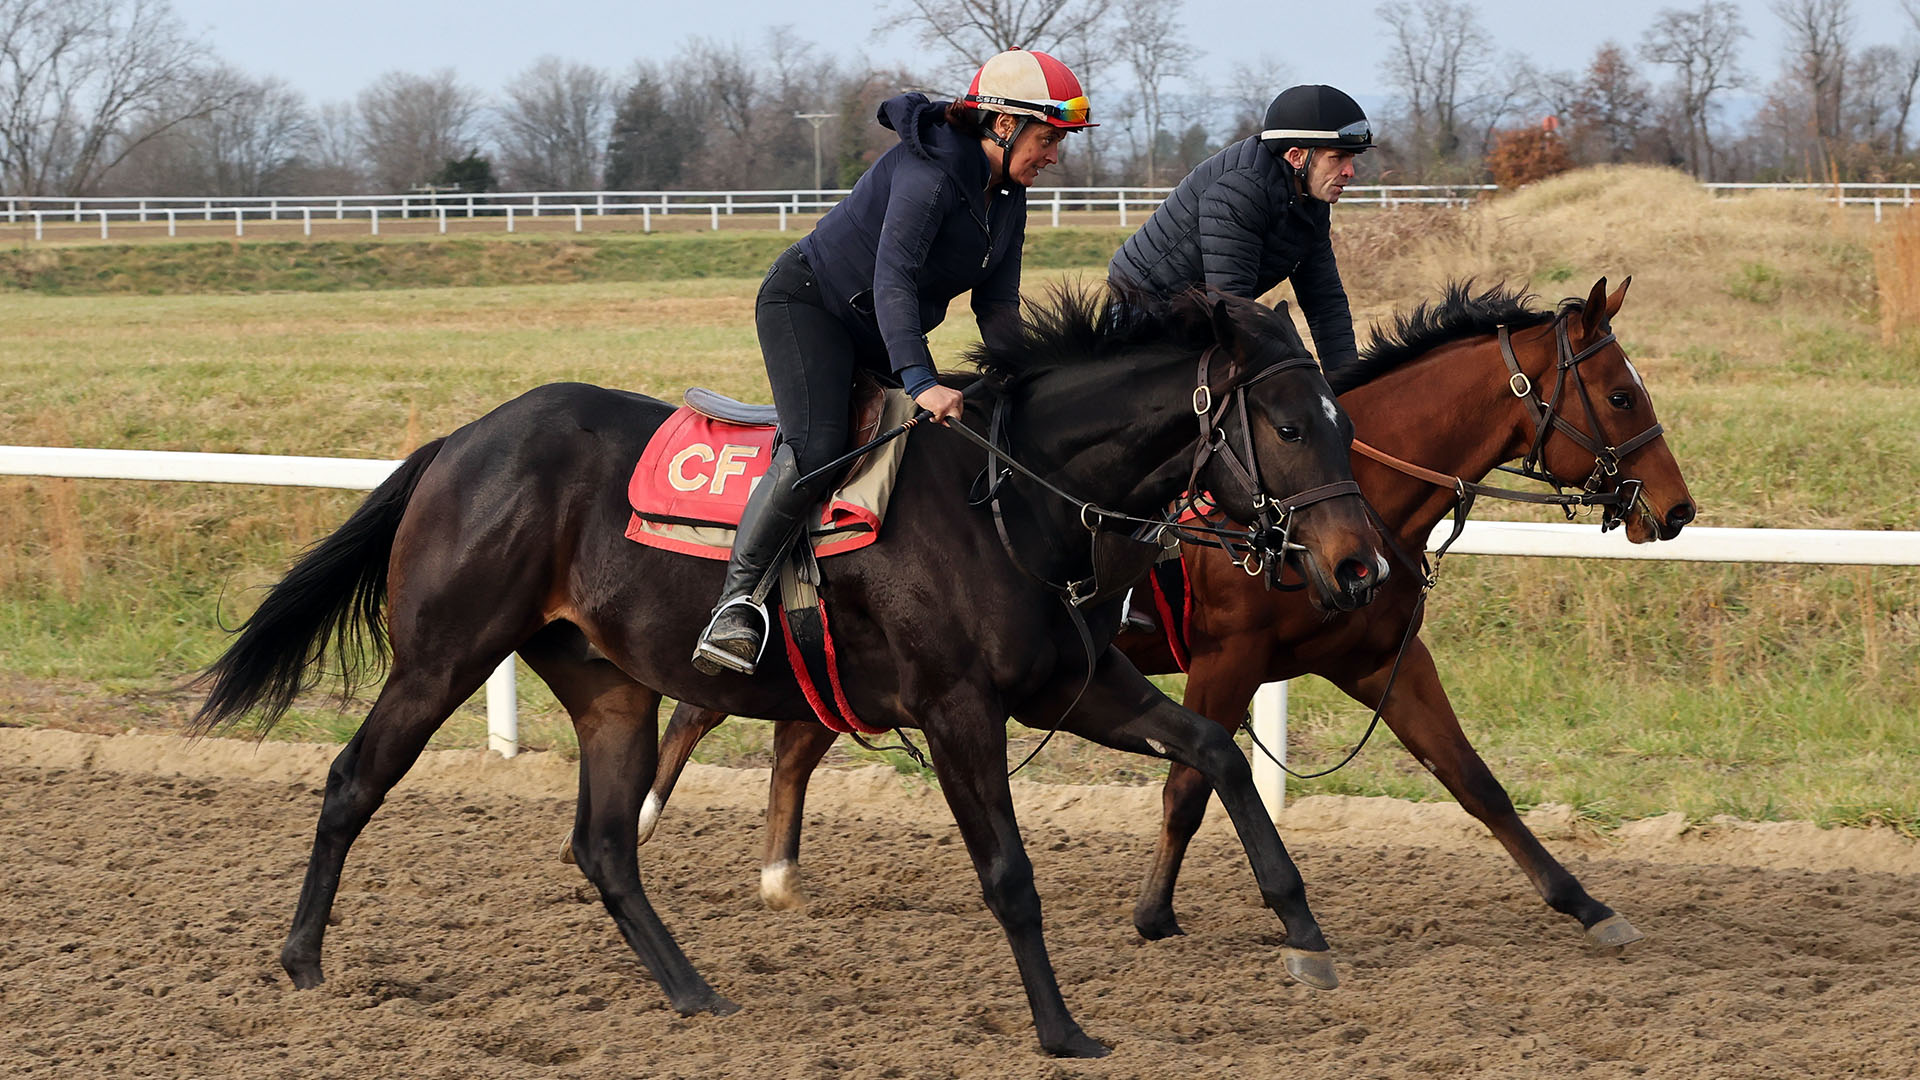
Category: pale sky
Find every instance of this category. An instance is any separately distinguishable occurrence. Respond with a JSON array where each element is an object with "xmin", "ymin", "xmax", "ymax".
[{"xmin": 170, "ymin": 0, "xmax": 1912, "ymax": 110}]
